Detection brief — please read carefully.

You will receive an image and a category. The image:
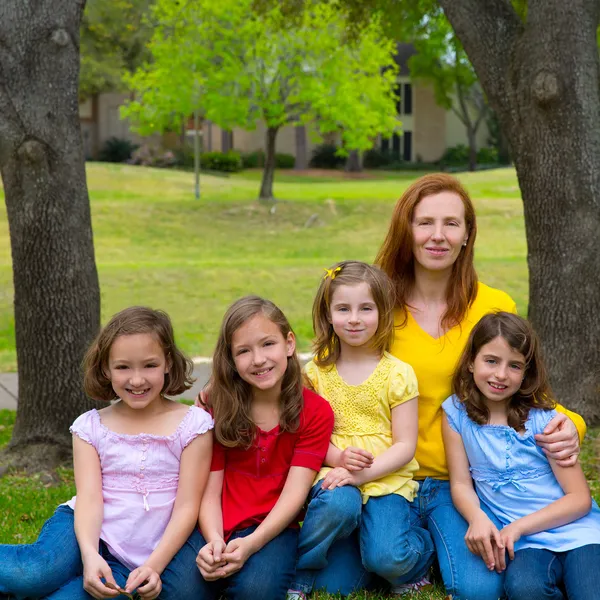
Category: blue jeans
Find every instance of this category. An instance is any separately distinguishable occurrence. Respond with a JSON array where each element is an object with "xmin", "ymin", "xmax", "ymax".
[
  {"xmin": 505, "ymin": 545, "xmax": 600, "ymax": 600},
  {"xmin": 292, "ymin": 483, "xmax": 435, "ymax": 595},
  {"xmin": 193, "ymin": 525, "xmax": 298, "ymax": 600},
  {"xmin": 0, "ymin": 505, "xmax": 205, "ymax": 599}
]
